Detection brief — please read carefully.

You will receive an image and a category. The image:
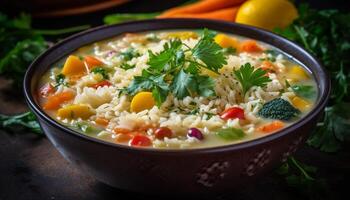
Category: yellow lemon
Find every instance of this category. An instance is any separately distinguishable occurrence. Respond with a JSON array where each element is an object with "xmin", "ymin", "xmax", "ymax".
[
  {"xmin": 130, "ymin": 92, "xmax": 156, "ymax": 113},
  {"xmin": 236, "ymin": 0, "xmax": 298, "ymax": 30}
]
